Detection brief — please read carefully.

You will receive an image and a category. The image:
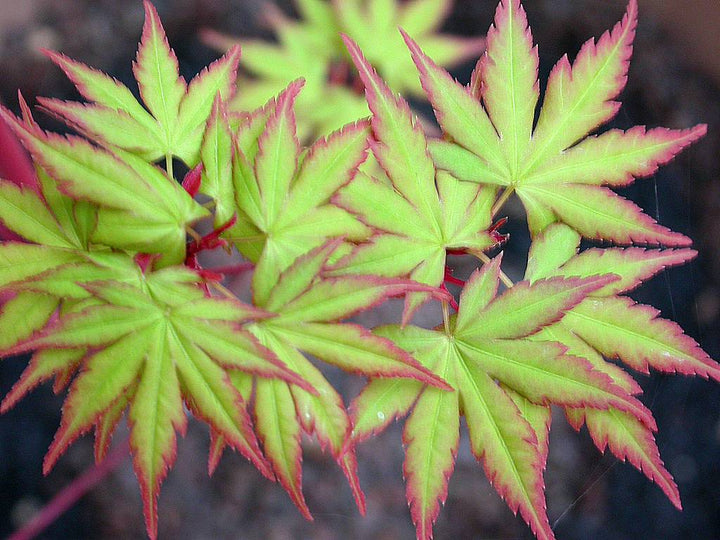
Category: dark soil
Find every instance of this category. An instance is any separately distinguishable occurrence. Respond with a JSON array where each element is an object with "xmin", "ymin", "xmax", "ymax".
[{"xmin": 1, "ymin": 1, "xmax": 719, "ymax": 539}]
